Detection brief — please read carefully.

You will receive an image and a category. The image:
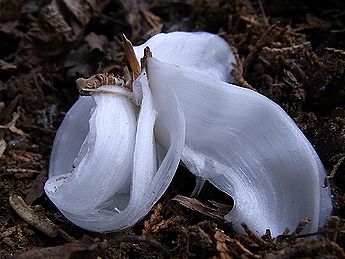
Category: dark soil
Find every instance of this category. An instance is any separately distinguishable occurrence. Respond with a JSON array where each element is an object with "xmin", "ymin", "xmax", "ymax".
[{"xmin": 0, "ymin": 0, "xmax": 344, "ymax": 258}]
